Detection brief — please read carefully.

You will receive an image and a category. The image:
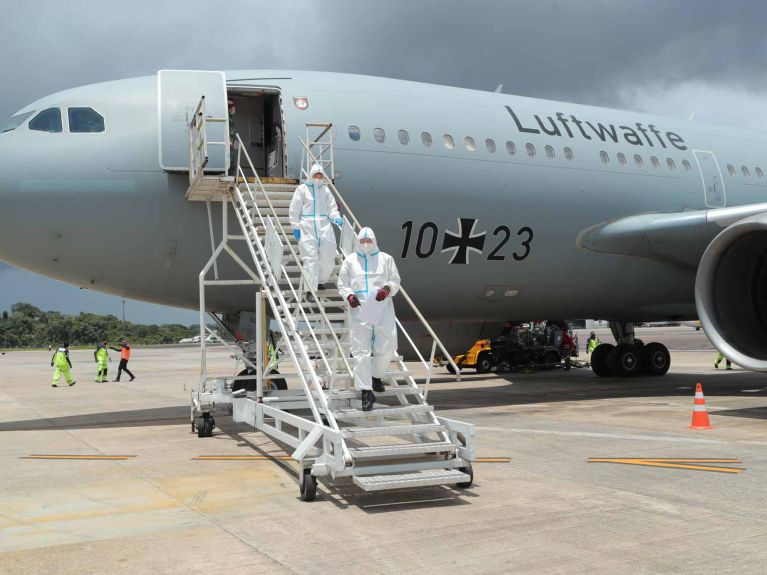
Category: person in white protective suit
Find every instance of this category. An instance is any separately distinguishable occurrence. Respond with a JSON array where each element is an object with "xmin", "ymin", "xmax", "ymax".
[
  {"xmin": 337, "ymin": 227, "xmax": 401, "ymax": 411},
  {"xmin": 289, "ymin": 163, "xmax": 343, "ymax": 292}
]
